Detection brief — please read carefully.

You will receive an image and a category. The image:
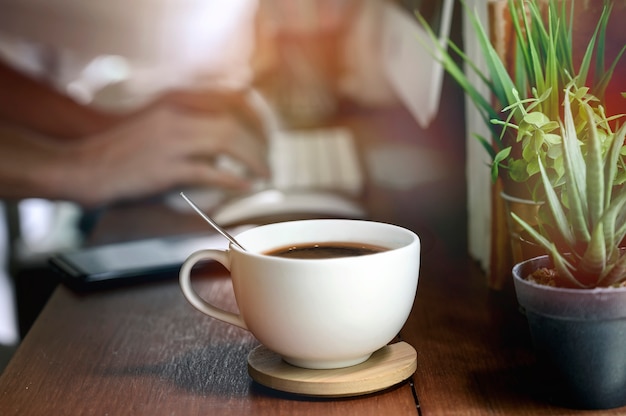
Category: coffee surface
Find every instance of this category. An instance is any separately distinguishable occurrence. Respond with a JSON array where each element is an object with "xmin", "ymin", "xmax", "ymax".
[{"xmin": 265, "ymin": 242, "xmax": 387, "ymax": 259}]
